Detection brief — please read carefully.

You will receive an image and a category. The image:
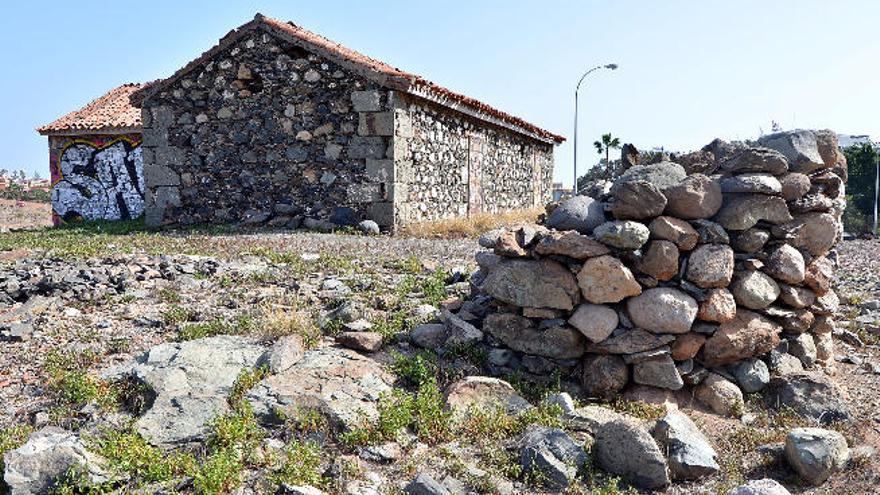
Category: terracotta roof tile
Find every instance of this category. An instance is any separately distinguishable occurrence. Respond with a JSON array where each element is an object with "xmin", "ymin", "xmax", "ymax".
[
  {"xmin": 134, "ymin": 14, "xmax": 565, "ymax": 144},
  {"xmin": 37, "ymin": 83, "xmax": 146, "ymax": 135}
]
